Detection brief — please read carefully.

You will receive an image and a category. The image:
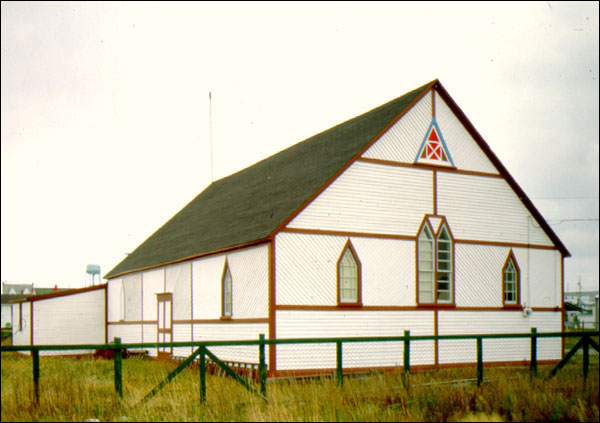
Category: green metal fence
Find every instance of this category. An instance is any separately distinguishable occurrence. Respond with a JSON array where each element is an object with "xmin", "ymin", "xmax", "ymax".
[{"xmin": 1, "ymin": 330, "xmax": 598, "ymax": 405}]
